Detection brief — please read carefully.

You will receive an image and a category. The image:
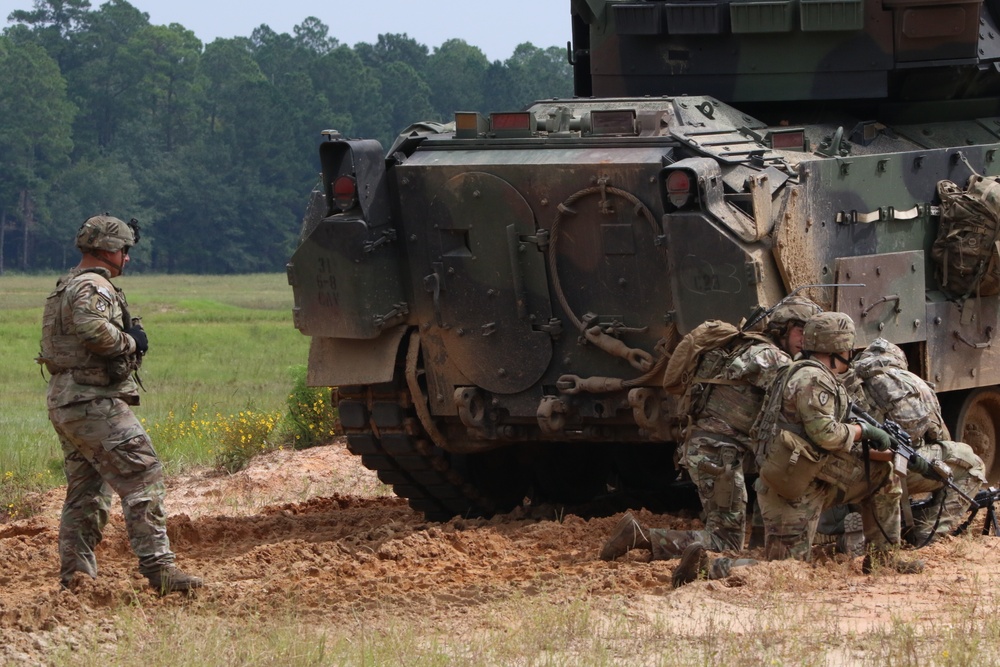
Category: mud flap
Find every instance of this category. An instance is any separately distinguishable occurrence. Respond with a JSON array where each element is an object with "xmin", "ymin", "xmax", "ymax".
[{"xmin": 306, "ymin": 324, "xmax": 408, "ymax": 387}]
